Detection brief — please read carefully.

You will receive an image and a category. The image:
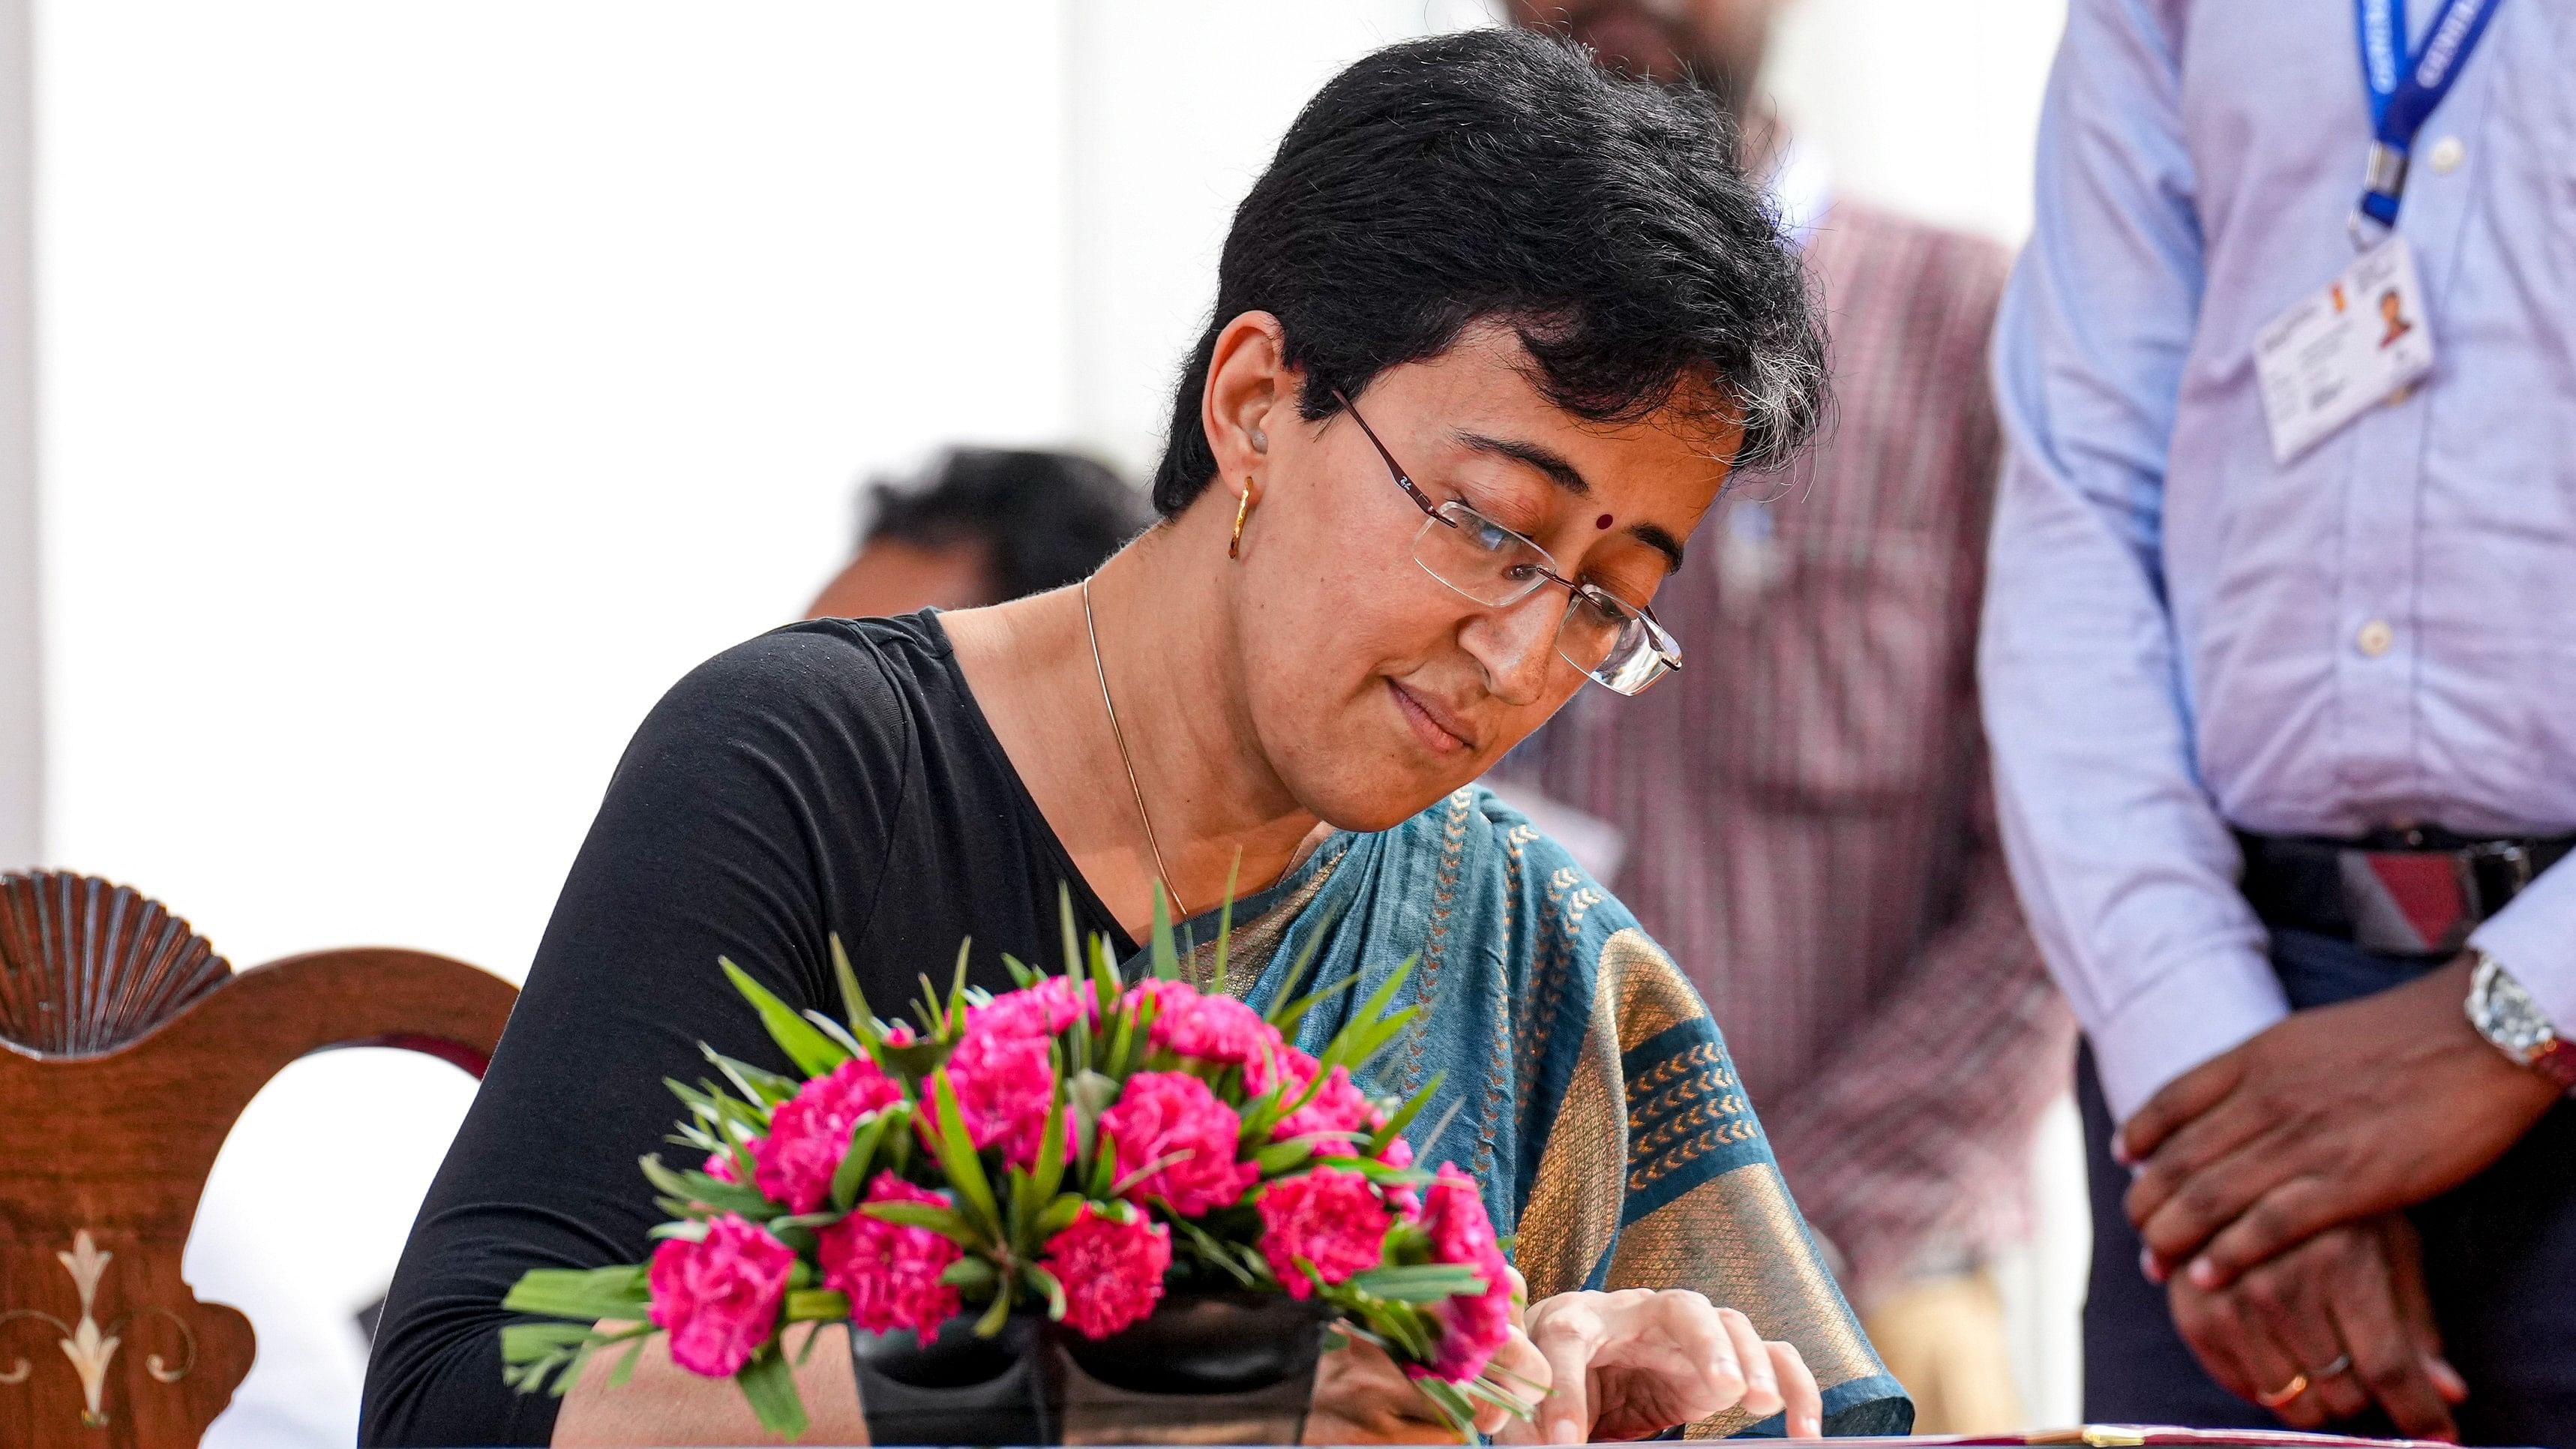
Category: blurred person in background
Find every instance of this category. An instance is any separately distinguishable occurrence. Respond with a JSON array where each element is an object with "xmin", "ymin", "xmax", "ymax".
[
  {"xmin": 806, "ymin": 447, "xmax": 1150, "ymax": 620},
  {"xmin": 1985, "ymin": 0, "xmax": 2576, "ymax": 1440},
  {"xmin": 1499, "ymin": 1, "xmax": 2074, "ymax": 1433}
]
